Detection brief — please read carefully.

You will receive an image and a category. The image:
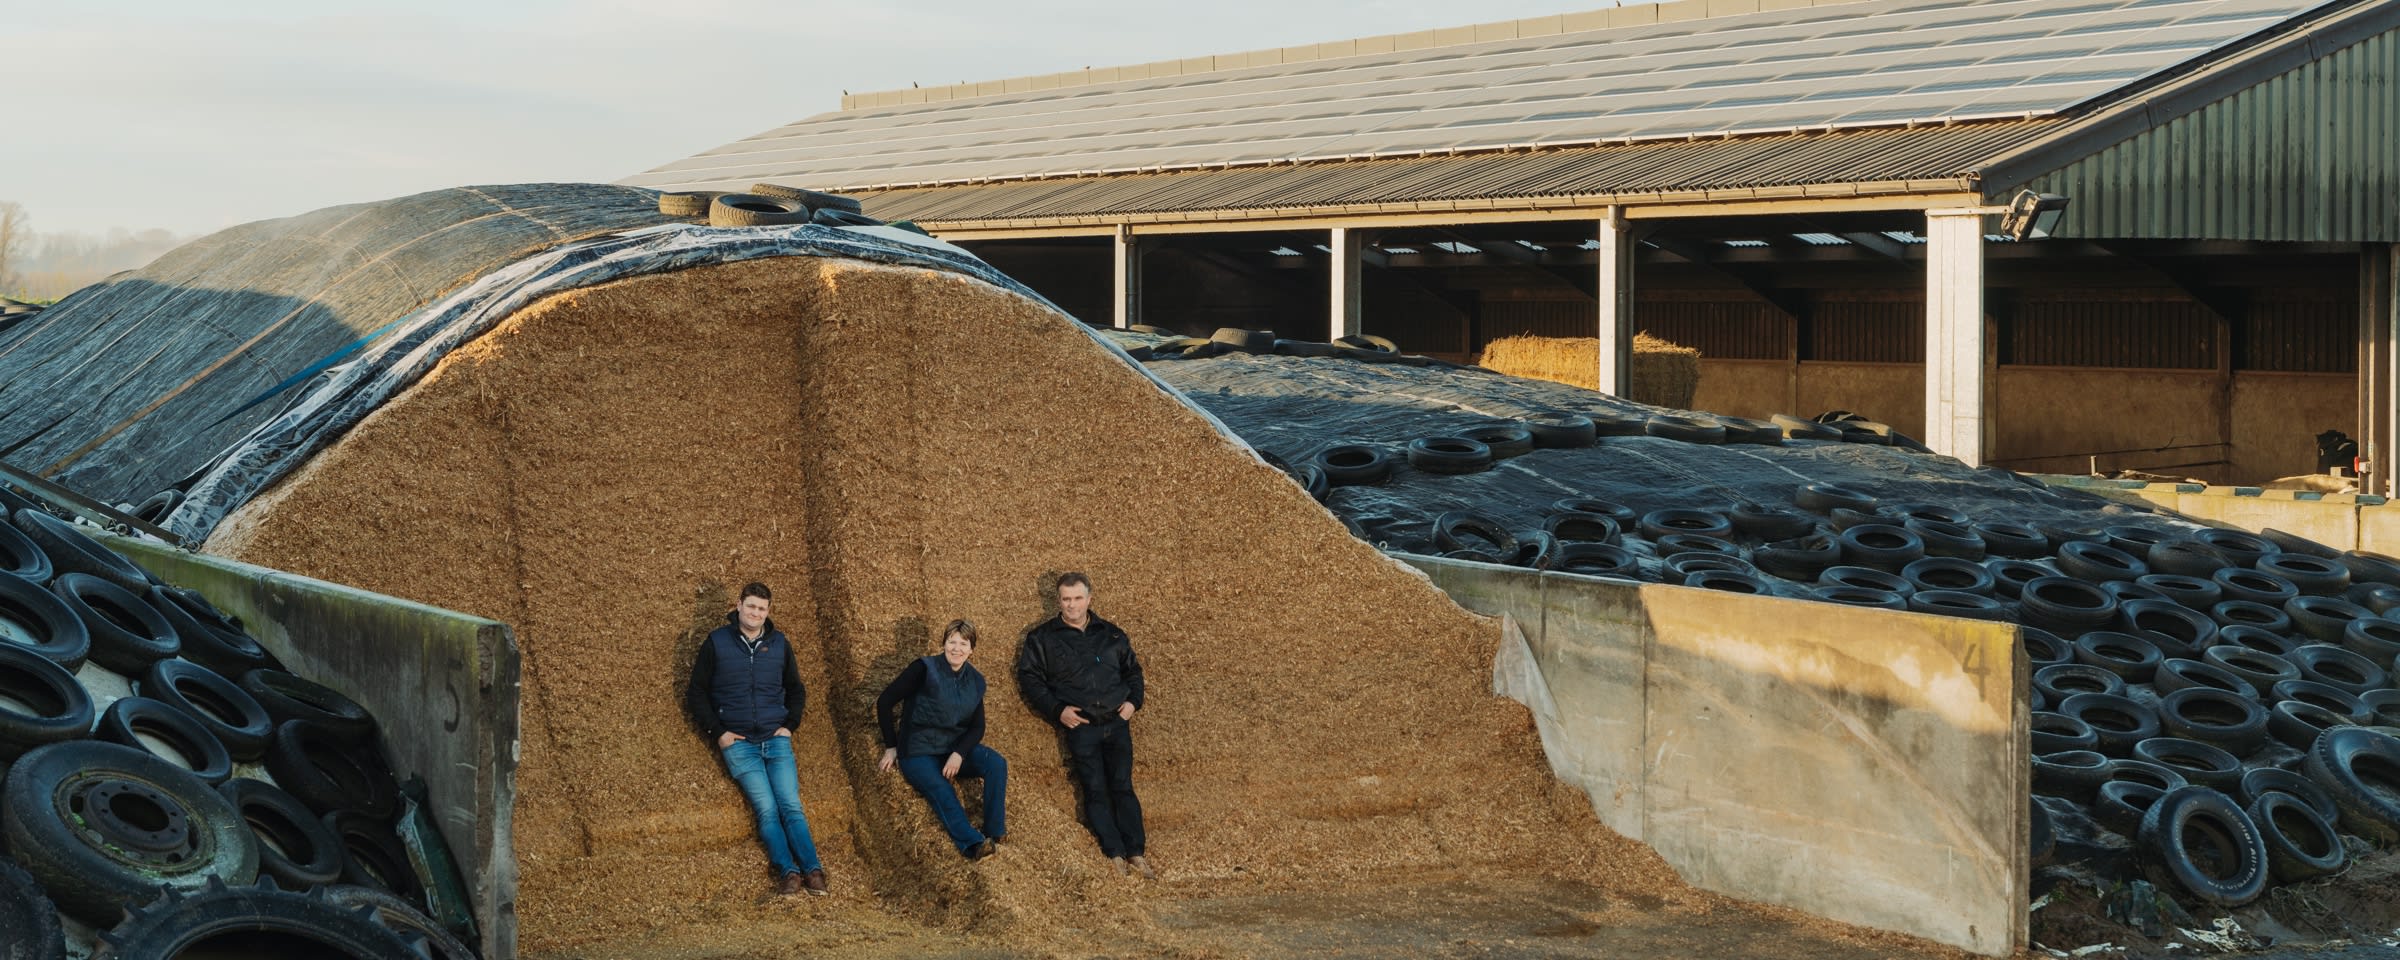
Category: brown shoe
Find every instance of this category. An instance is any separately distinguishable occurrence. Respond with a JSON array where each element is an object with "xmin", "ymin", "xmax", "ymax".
[
  {"xmin": 1130, "ymin": 855, "xmax": 1155, "ymax": 880},
  {"xmin": 802, "ymin": 869, "xmax": 829, "ymax": 896},
  {"xmin": 967, "ymin": 839, "xmax": 996, "ymax": 861},
  {"xmin": 1109, "ymin": 856, "xmax": 1130, "ymax": 876},
  {"xmin": 775, "ymin": 871, "xmax": 805, "ymax": 897}
]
